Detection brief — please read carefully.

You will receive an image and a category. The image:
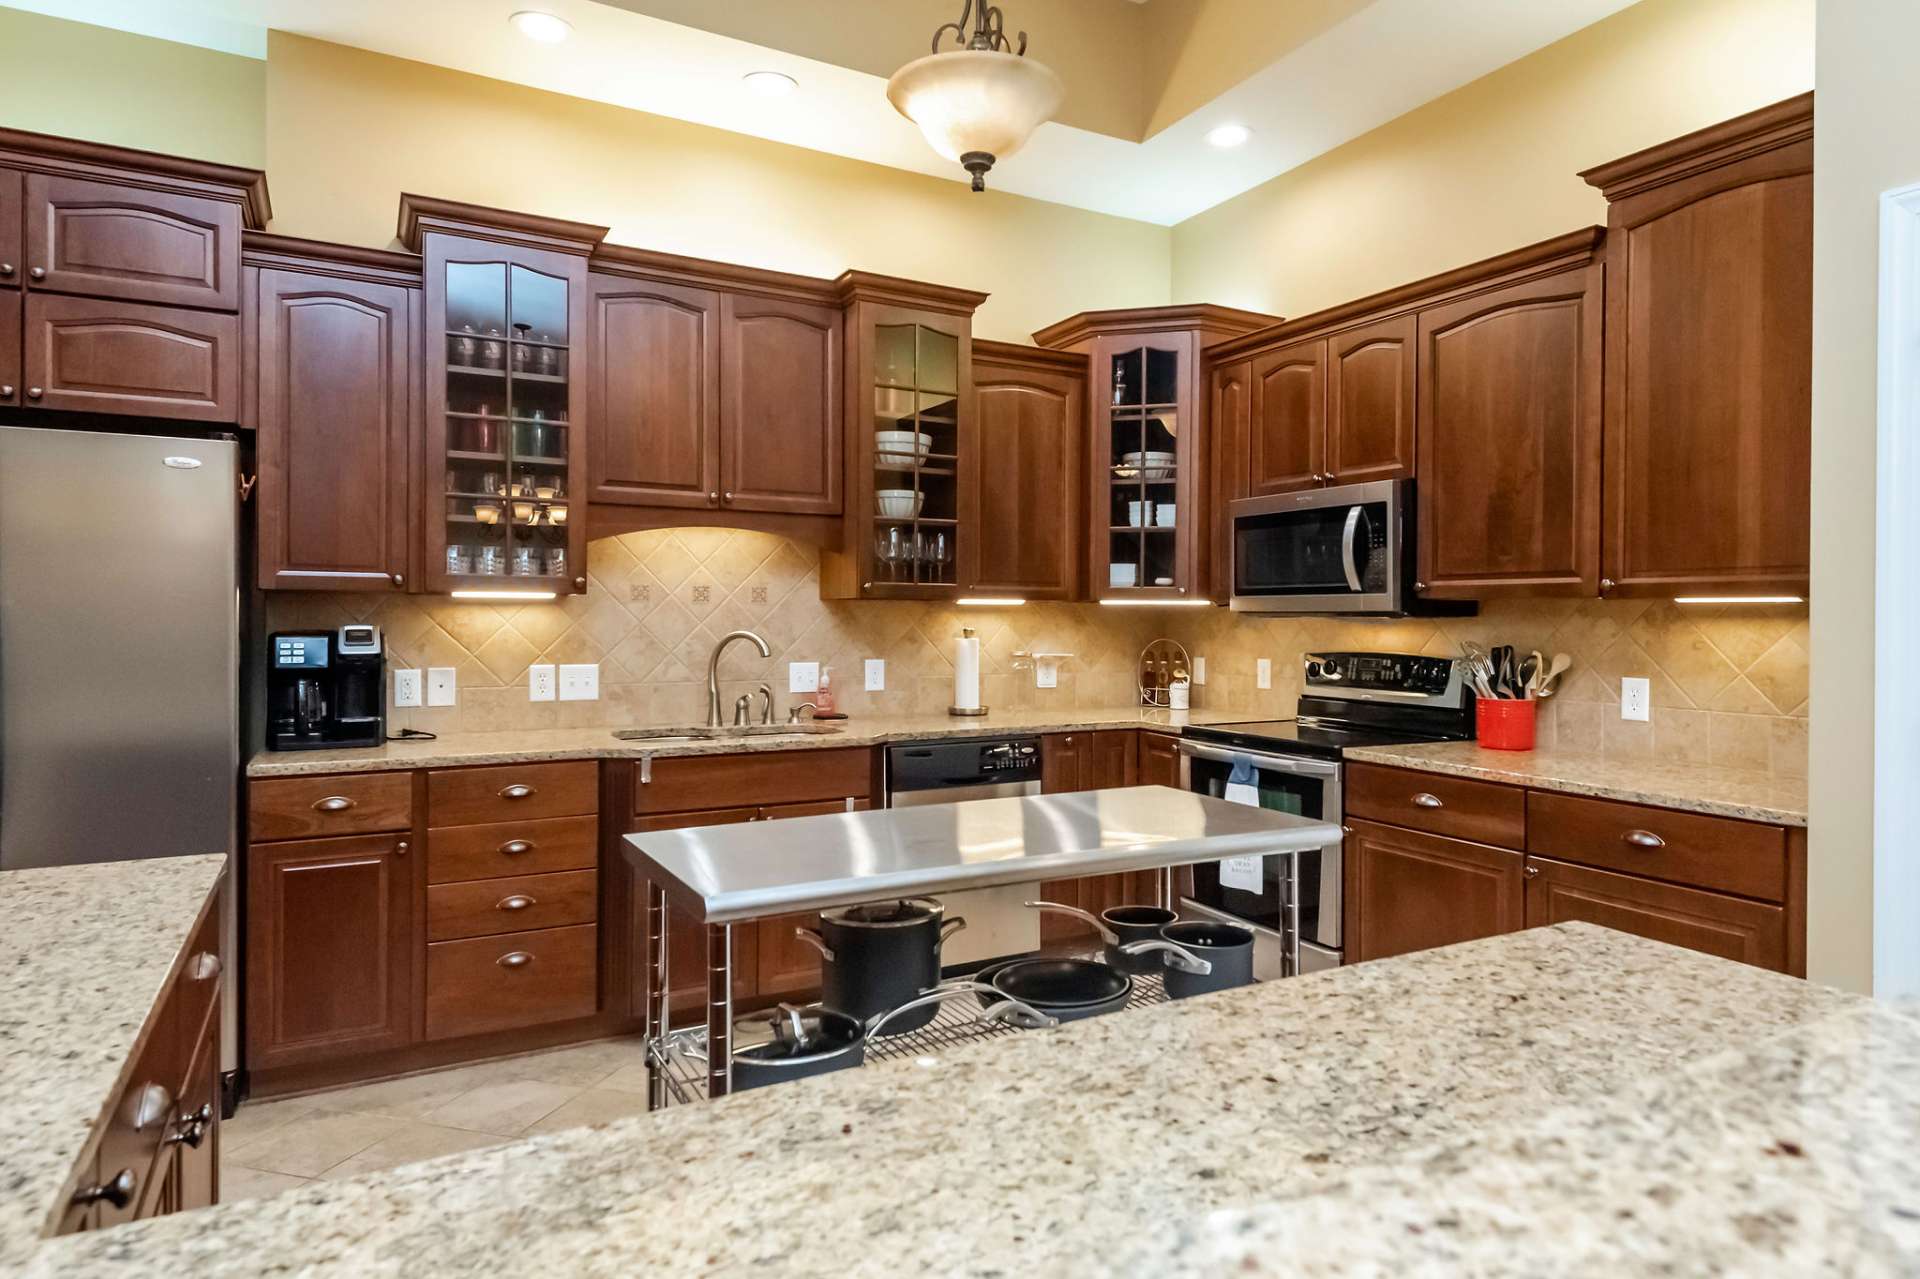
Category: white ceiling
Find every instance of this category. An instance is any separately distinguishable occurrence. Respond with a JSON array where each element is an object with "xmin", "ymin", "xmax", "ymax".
[{"xmin": 14, "ymin": 0, "xmax": 1639, "ymax": 225}]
